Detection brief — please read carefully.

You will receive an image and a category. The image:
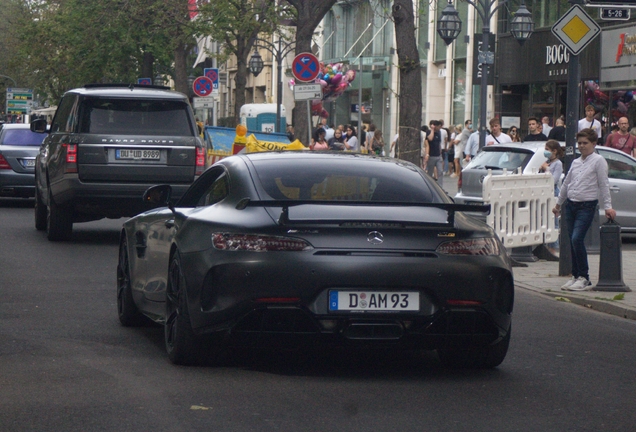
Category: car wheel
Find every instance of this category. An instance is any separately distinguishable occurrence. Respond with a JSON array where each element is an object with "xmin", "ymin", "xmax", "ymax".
[
  {"xmin": 165, "ymin": 251, "xmax": 202, "ymax": 365},
  {"xmin": 46, "ymin": 191, "xmax": 73, "ymax": 241},
  {"xmin": 117, "ymin": 237, "xmax": 146, "ymax": 326},
  {"xmin": 34, "ymin": 186, "xmax": 47, "ymax": 231},
  {"xmin": 437, "ymin": 326, "xmax": 511, "ymax": 369}
]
